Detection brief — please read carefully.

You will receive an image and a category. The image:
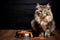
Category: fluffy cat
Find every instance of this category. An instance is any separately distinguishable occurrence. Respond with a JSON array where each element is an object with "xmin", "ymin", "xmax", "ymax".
[{"xmin": 31, "ymin": 3, "xmax": 55, "ymax": 37}]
